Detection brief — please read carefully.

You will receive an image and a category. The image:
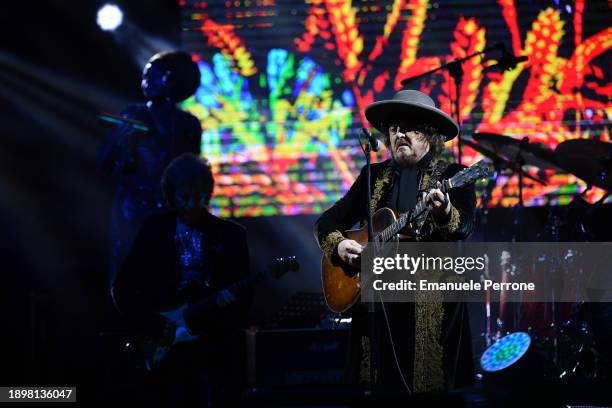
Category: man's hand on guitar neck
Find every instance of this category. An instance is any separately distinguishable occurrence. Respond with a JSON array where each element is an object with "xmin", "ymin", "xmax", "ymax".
[
  {"xmin": 423, "ymin": 181, "xmax": 451, "ymax": 223},
  {"xmin": 337, "ymin": 239, "xmax": 363, "ymax": 266}
]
